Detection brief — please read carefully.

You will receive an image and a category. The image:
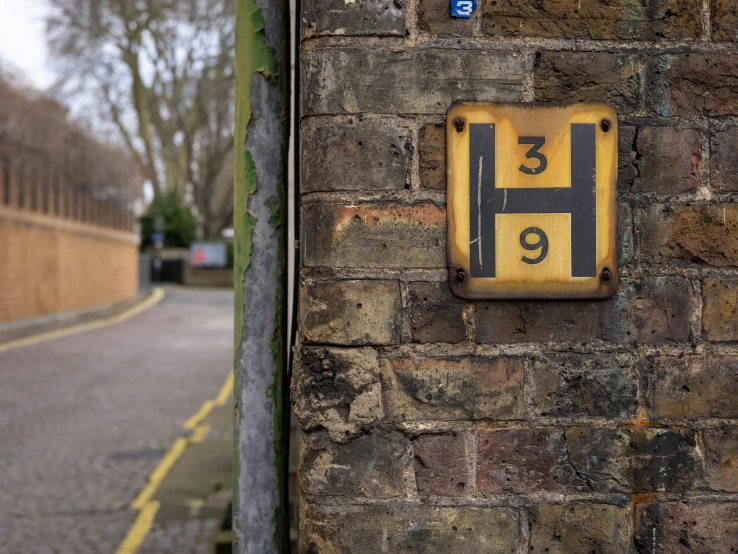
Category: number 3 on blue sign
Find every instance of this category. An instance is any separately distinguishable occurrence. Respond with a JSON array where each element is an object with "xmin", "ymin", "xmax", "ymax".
[{"xmin": 451, "ymin": 0, "xmax": 477, "ymax": 18}]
